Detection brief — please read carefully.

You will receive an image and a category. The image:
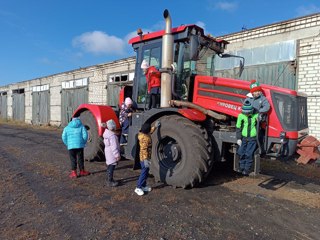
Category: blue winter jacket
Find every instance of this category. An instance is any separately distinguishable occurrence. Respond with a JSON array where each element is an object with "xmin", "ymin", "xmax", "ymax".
[{"xmin": 62, "ymin": 118, "xmax": 88, "ymax": 150}]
